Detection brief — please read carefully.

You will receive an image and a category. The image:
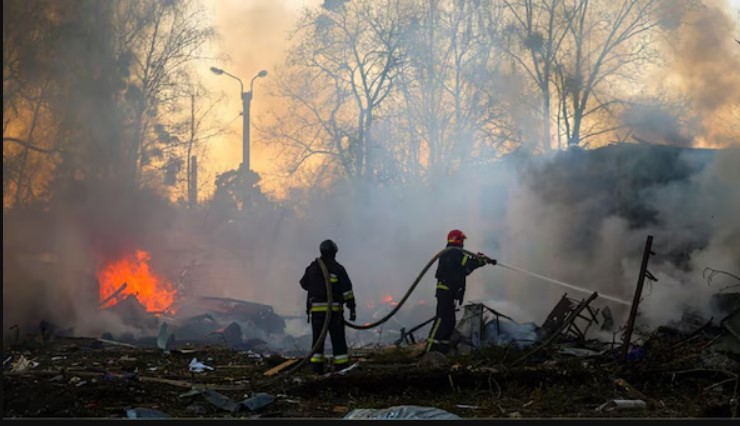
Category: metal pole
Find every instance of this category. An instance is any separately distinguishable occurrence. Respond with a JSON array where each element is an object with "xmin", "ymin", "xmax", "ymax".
[
  {"xmin": 189, "ymin": 155, "xmax": 197, "ymax": 208},
  {"xmin": 621, "ymin": 235, "xmax": 654, "ymax": 361},
  {"xmin": 242, "ymin": 91, "xmax": 252, "ymax": 172}
]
